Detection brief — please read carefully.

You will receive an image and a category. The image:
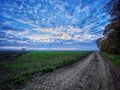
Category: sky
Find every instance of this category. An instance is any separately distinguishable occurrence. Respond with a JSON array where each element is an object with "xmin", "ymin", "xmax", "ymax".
[{"xmin": 0, "ymin": 0, "xmax": 111, "ymax": 50}]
